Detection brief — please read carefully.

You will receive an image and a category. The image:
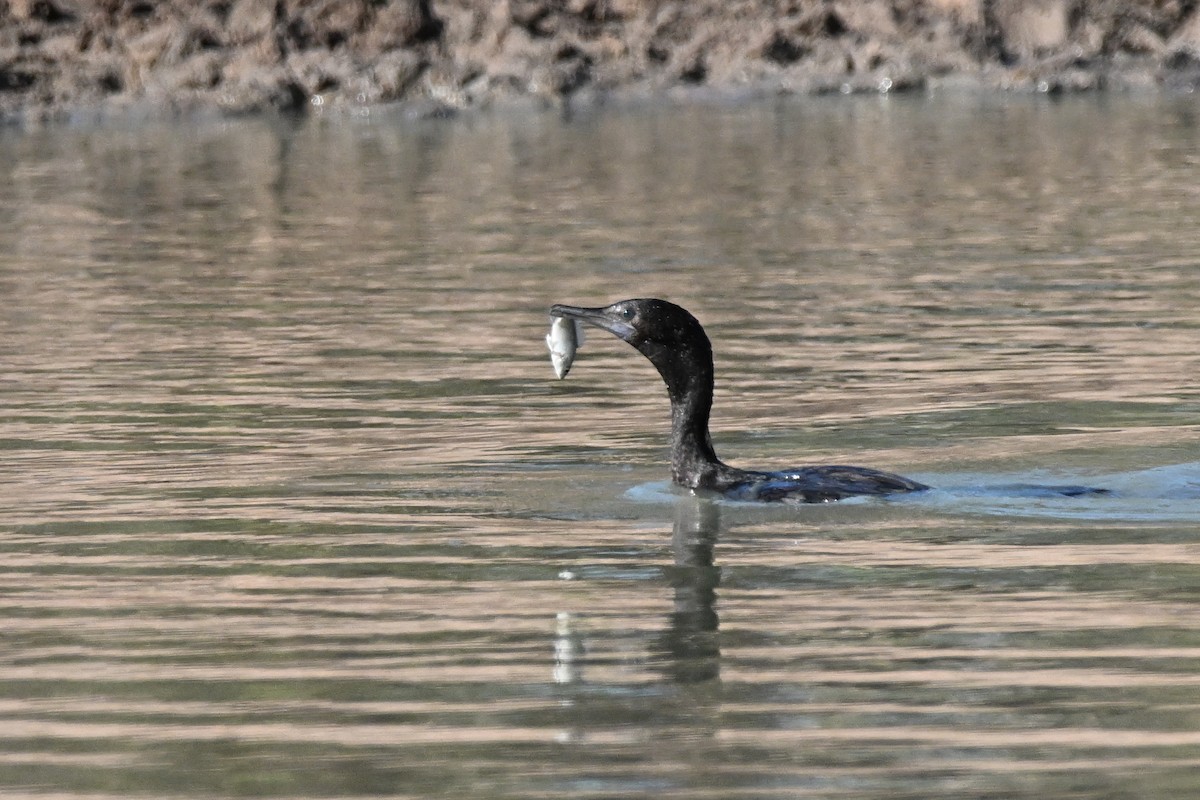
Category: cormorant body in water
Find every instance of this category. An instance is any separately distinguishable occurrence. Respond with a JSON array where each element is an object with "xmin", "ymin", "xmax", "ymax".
[{"xmin": 549, "ymin": 298, "xmax": 930, "ymax": 503}]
